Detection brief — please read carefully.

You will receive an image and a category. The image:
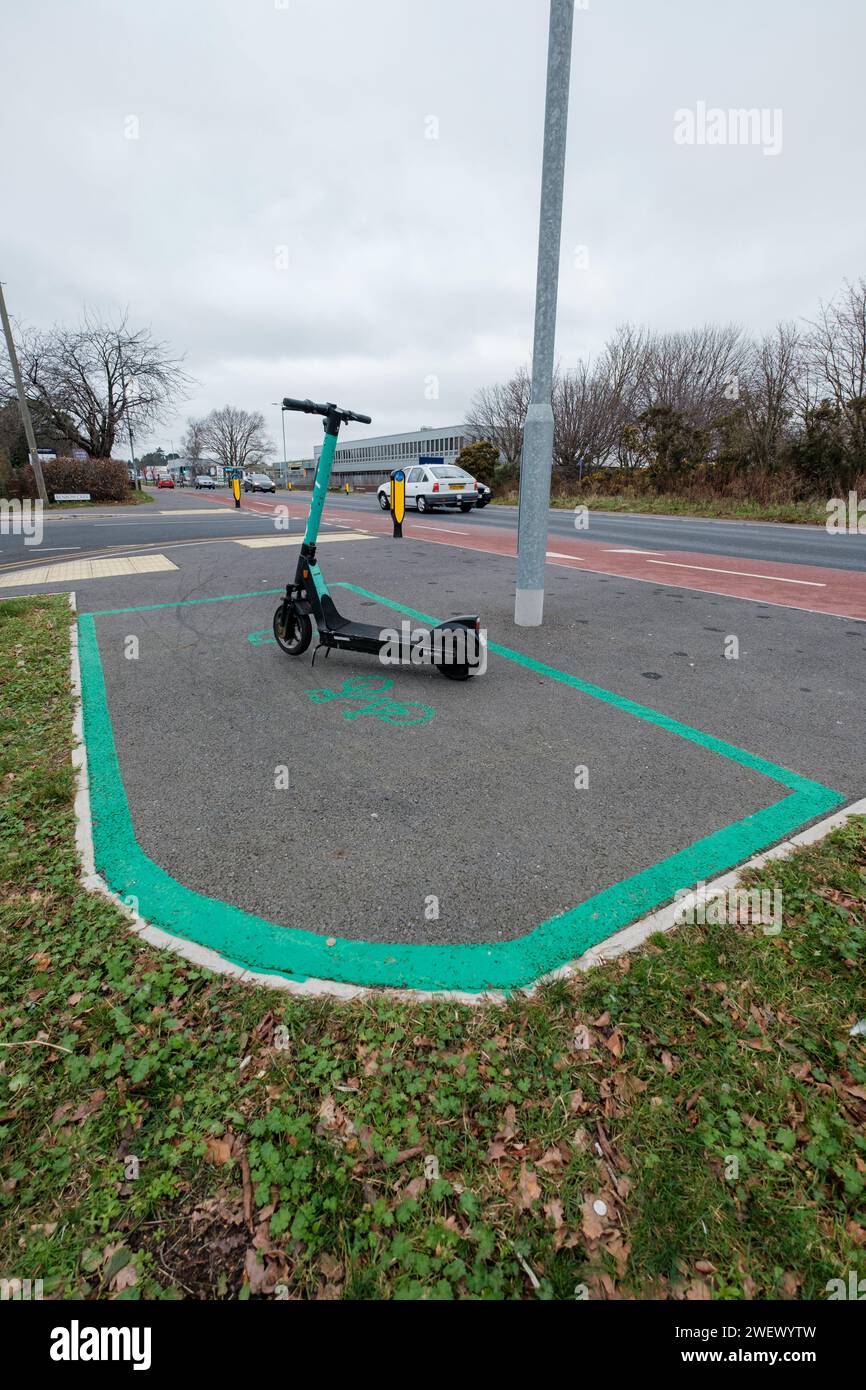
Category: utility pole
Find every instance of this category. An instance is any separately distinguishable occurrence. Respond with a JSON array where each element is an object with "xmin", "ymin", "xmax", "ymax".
[
  {"xmin": 0, "ymin": 281, "xmax": 49, "ymax": 505},
  {"xmin": 127, "ymin": 419, "xmax": 138, "ymax": 489},
  {"xmin": 121, "ymin": 365, "xmax": 141, "ymax": 490},
  {"xmin": 514, "ymin": 0, "xmax": 575, "ymax": 627},
  {"xmin": 273, "ymin": 403, "xmax": 288, "ymax": 484}
]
